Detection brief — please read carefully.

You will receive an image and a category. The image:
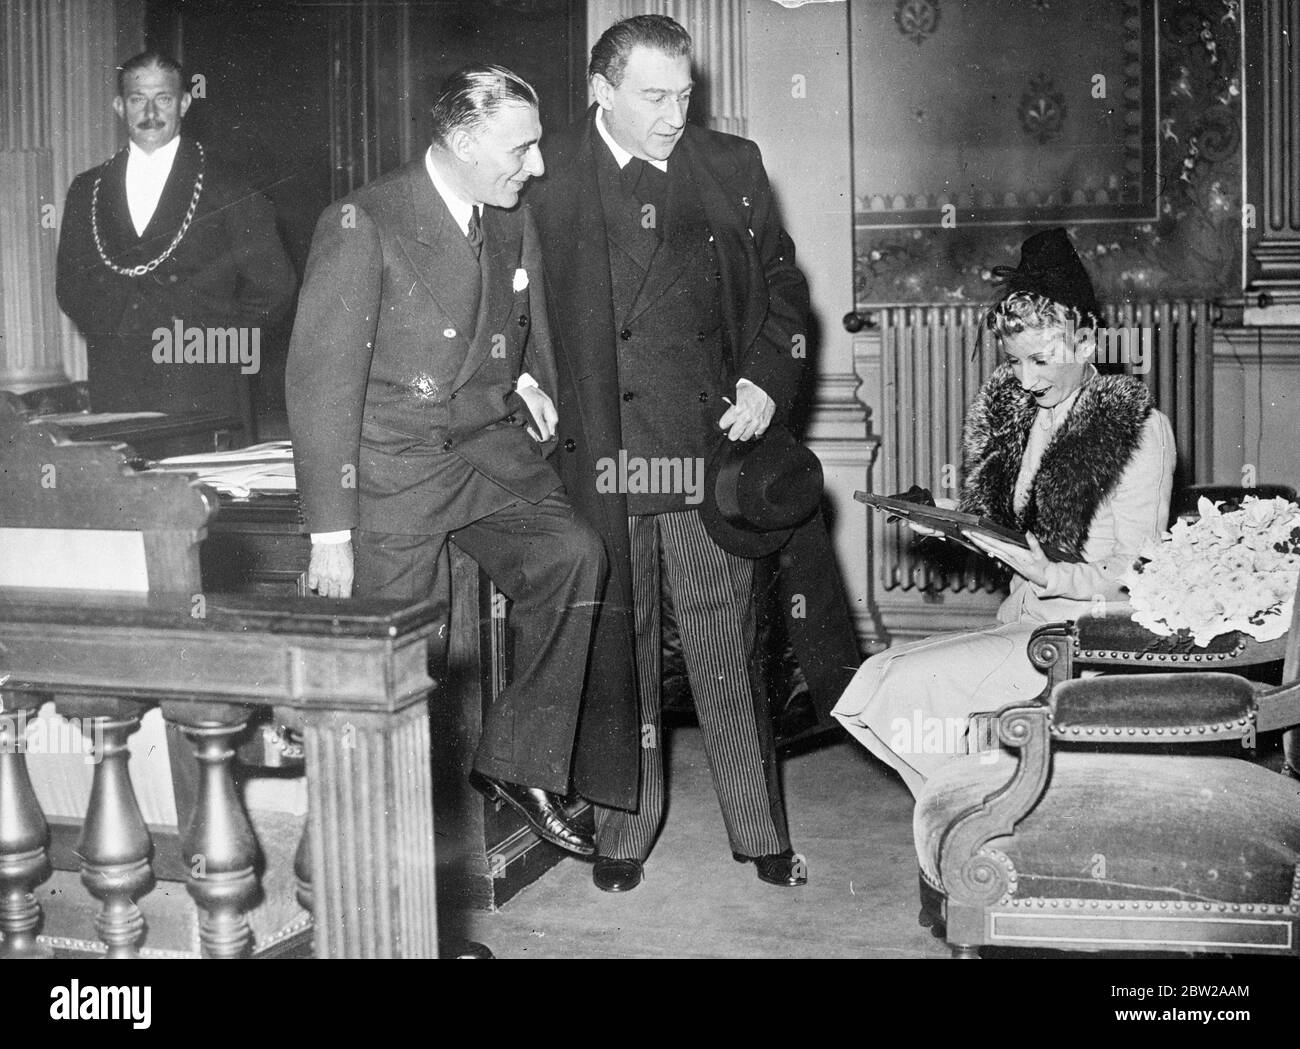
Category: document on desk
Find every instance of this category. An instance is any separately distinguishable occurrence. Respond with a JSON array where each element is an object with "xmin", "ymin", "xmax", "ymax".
[{"xmin": 149, "ymin": 441, "xmax": 296, "ymax": 497}]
